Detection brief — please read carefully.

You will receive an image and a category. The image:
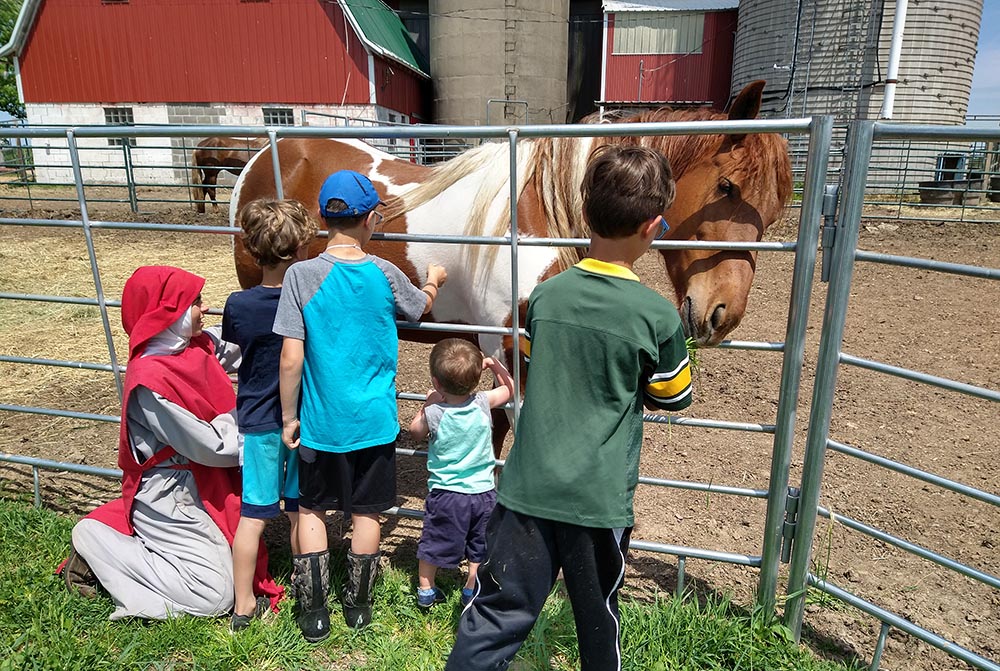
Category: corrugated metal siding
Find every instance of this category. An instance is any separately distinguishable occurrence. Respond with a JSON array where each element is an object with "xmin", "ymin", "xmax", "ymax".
[
  {"xmin": 612, "ymin": 12, "xmax": 705, "ymax": 55},
  {"xmin": 604, "ymin": 10, "xmax": 735, "ymax": 109},
  {"xmin": 731, "ymin": 0, "xmax": 982, "ymax": 124},
  {"xmin": 19, "ymin": 0, "xmax": 371, "ymax": 105},
  {"xmin": 373, "ymin": 54, "xmax": 429, "ymax": 119}
]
